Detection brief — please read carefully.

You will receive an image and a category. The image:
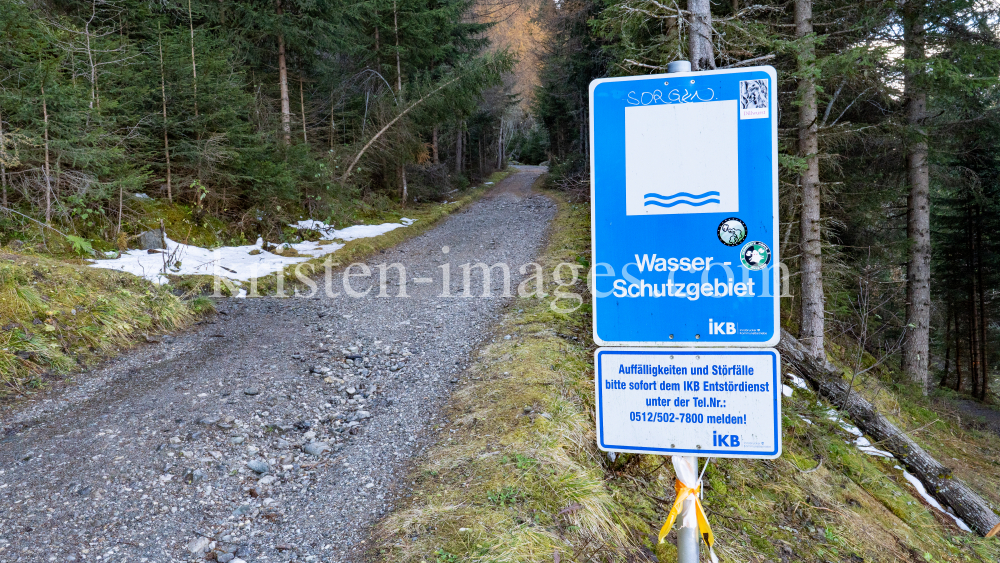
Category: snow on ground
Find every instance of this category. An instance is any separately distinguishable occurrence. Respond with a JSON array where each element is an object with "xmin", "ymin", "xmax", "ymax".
[
  {"xmin": 88, "ymin": 218, "xmax": 415, "ymax": 285},
  {"xmin": 901, "ymin": 470, "xmax": 973, "ymax": 532},
  {"xmin": 822, "ymin": 408, "xmax": 973, "ymax": 532}
]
